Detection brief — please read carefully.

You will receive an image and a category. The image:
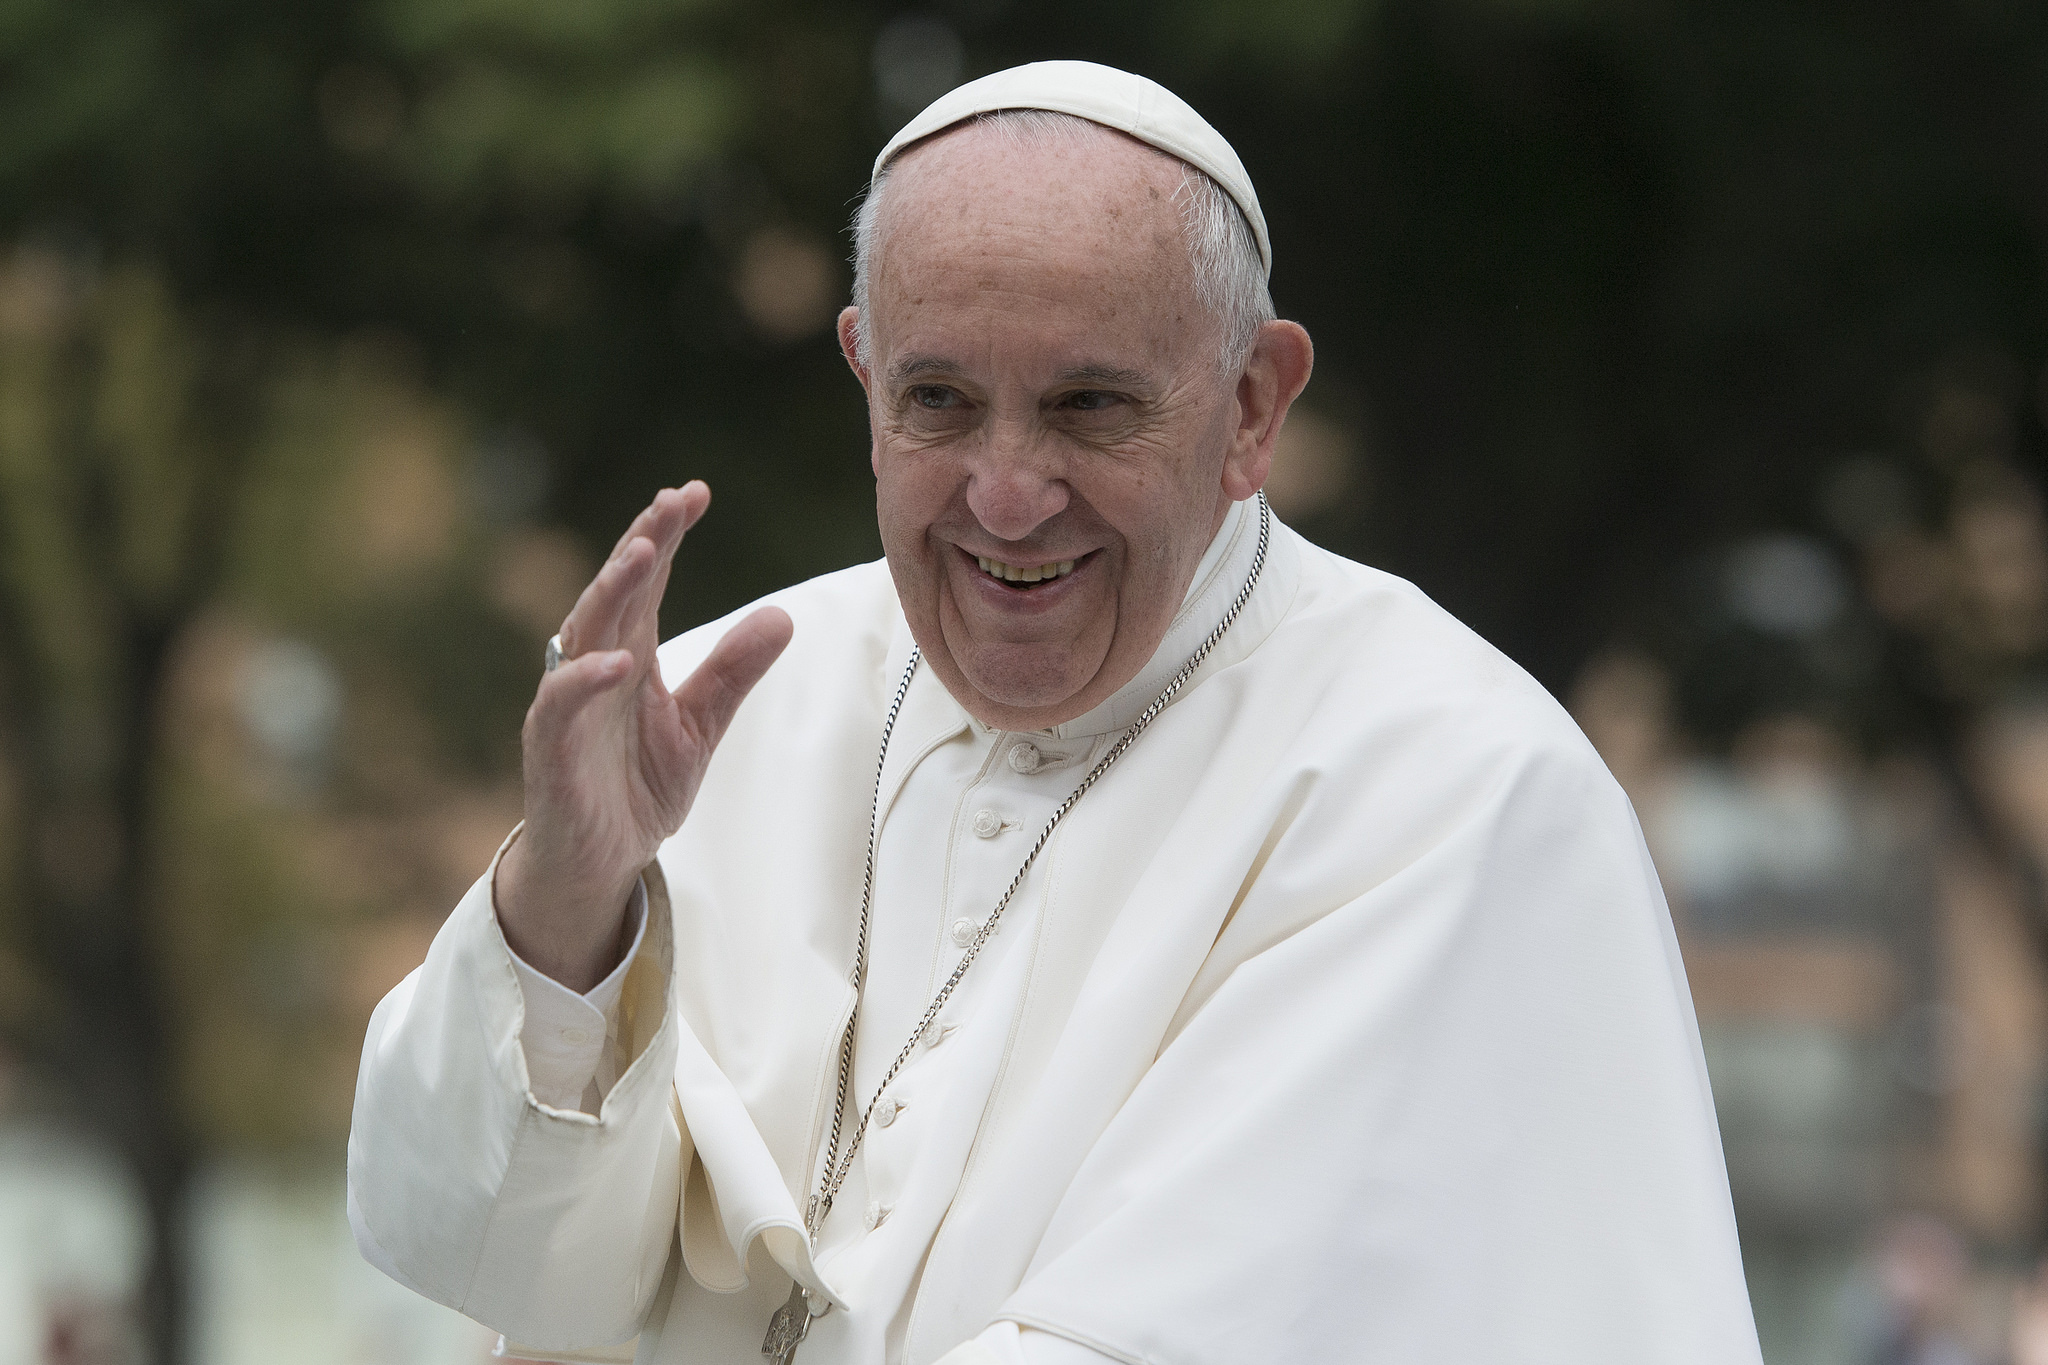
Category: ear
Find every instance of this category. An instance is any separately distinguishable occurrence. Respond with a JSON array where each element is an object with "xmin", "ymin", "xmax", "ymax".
[
  {"xmin": 1221, "ymin": 320, "xmax": 1315, "ymax": 502},
  {"xmin": 839, "ymin": 306, "xmax": 885, "ymax": 477},
  {"xmin": 837, "ymin": 307, "xmax": 871, "ymax": 394}
]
